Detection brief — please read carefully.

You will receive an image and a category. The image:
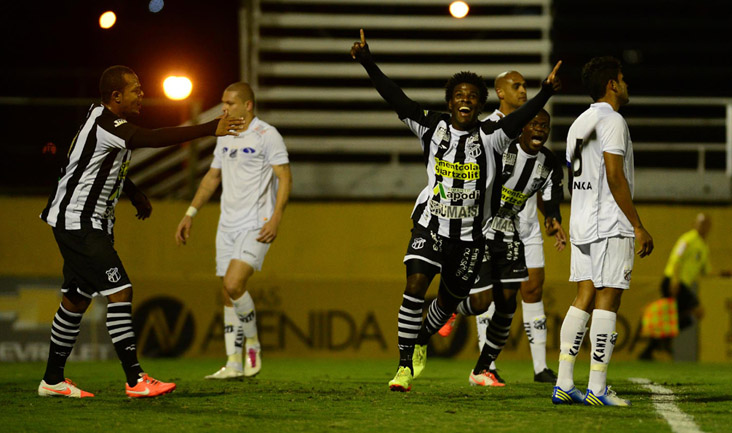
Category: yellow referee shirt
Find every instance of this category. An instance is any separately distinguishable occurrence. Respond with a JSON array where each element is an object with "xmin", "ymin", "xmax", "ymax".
[{"xmin": 663, "ymin": 229, "xmax": 710, "ymax": 287}]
